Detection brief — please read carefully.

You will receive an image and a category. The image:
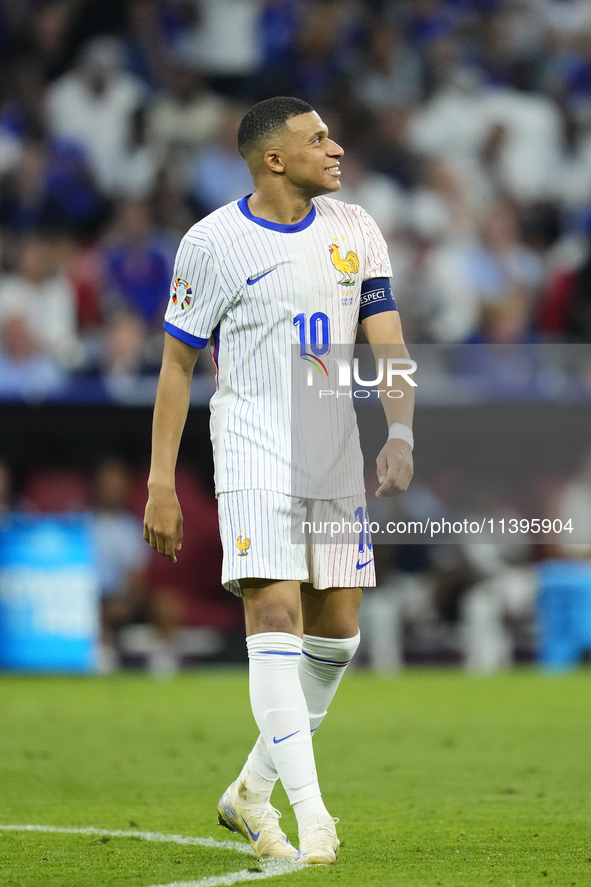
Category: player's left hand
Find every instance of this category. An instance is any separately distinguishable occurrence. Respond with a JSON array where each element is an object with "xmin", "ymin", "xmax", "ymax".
[{"xmin": 375, "ymin": 439, "xmax": 413, "ymax": 497}]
